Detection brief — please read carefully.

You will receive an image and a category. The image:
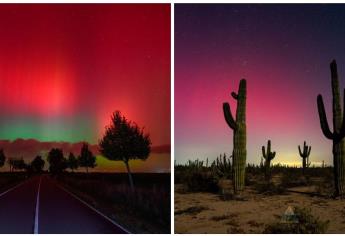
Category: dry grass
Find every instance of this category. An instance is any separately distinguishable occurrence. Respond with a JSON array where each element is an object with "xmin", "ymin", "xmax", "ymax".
[{"xmin": 58, "ymin": 172, "xmax": 170, "ymax": 233}]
